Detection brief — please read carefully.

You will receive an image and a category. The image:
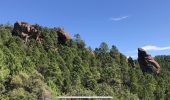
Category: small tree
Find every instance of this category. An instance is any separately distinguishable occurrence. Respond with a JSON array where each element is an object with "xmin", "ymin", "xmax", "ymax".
[
  {"xmin": 99, "ymin": 42, "xmax": 109, "ymax": 53},
  {"xmin": 74, "ymin": 34, "xmax": 85, "ymax": 48}
]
